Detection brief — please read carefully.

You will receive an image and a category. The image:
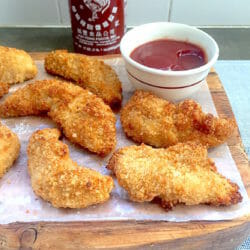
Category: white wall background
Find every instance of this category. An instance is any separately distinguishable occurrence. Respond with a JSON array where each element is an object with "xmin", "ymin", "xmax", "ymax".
[{"xmin": 0, "ymin": 0, "xmax": 250, "ymax": 27}]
